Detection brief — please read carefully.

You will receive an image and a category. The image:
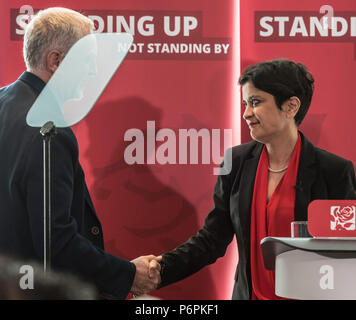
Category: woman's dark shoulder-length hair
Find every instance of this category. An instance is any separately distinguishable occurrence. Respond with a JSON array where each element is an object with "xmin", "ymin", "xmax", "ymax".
[{"xmin": 239, "ymin": 58, "xmax": 315, "ymax": 126}]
